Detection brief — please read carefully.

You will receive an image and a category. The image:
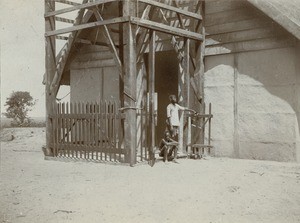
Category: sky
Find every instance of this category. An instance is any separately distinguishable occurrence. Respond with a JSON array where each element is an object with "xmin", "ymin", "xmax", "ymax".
[{"xmin": 1, "ymin": 0, "xmax": 71, "ymax": 117}]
